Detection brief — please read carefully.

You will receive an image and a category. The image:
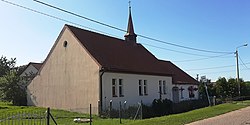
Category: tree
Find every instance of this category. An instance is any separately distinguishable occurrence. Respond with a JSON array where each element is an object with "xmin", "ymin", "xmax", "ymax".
[
  {"xmin": 240, "ymin": 81, "xmax": 250, "ymax": 96},
  {"xmin": 227, "ymin": 78, "xmax": 238, "ymax": 97},
  {"xmin": 0, "ymin": 56, "xmax": 27, "ymax": 105},
  {"xmin": 198, "ymin": 78, "xmax": 216, "ymax": 100},
  {"xmin": 0, "ymin": 56, "xmax": 16, "ymax": 77},
  {"xmin": 215, "ymin": 77, "xmax": 245, "ymax": 99},
  {"xmin": 215, "ymin": 77, "xmax": 228, "ymax": 98},
  {"xmin": 0, "ymin": 71, "xmax": 26, "ymax": 105}
]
